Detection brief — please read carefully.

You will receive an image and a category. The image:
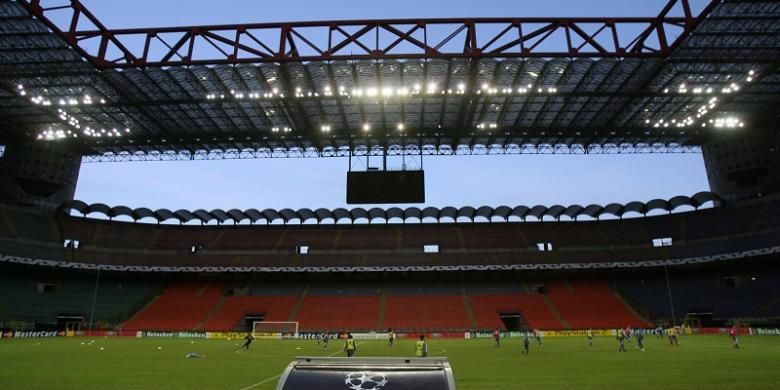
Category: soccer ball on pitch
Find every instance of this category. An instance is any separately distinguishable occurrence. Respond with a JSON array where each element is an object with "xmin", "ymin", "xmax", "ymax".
[{"xmin": 344, "ymin": 372, "xmax": 388, "ymax": 390}]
